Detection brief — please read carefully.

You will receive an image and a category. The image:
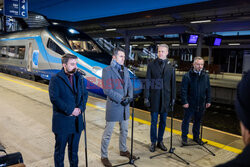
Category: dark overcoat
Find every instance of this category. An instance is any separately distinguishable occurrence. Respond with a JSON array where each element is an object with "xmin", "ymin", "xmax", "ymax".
[
  {"xmin": 49, "ymin": 68, "xmax": 88, "ymax": 134},
  {"xmin": 181, "ymin": 69, "xmax": 211, "ymax": 112},
  {"xmin": 216, "ymin": 144, "xmax": 250, "ymax": 167},
  {"xmin": 102, "ymin": 64, "xmax": 133, "ymax": 122},
  {"xmin": 144, "ymin": 59, "xmax": 176, "ymax": 113}
]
